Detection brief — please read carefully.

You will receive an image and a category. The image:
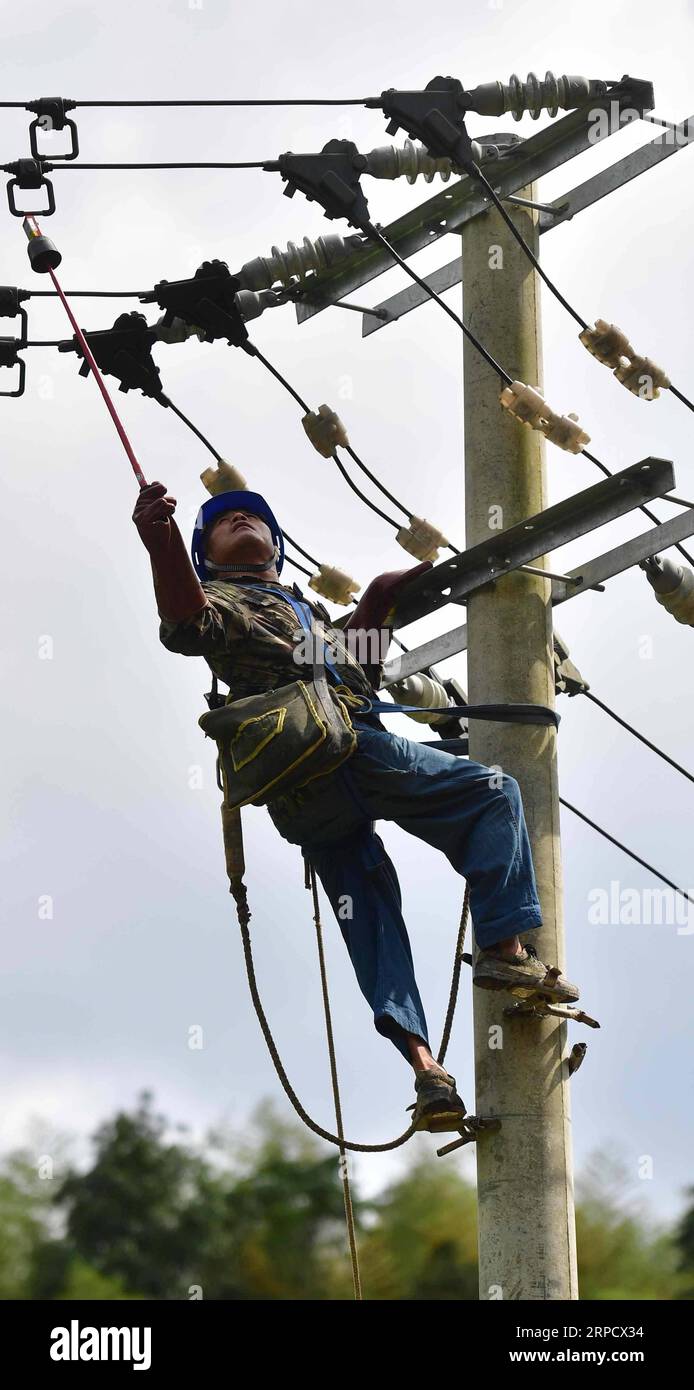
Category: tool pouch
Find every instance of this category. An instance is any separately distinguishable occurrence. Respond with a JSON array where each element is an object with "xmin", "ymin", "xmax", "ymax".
[{"xmin": 198, "ymin": 616, "xmax": 359, "ymax": 810}]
